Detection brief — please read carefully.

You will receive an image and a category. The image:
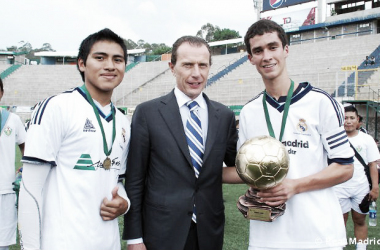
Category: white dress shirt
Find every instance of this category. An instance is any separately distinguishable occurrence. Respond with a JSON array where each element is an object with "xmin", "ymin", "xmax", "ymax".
[{"xmin": 174, "ymin": 86, "xmax": 208, "ymax": 145}]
